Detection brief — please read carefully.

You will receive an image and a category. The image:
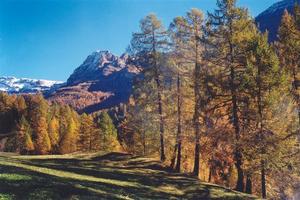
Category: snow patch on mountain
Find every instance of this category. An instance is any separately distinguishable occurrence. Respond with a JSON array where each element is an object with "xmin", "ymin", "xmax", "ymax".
[{"xmin": 0, "ymin": 76, "xmax": 63, "ymax": 93}]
